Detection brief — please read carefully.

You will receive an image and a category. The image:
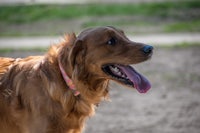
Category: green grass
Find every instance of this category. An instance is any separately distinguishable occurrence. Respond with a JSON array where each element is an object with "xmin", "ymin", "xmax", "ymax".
[
  {"xmin": 165, "ymin": 20, "xmax": 200, "ymax": 32},
  {"xmin": 82, "ymin": 18, "xmax": 153, "ymax": 28},
  {"xmin": 0, "ymin": 1, "xmax": 199, "ymax": 37},
  {"xmin": 0, "ymin": 1, "xmax": 199, "ymax": 24}
]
